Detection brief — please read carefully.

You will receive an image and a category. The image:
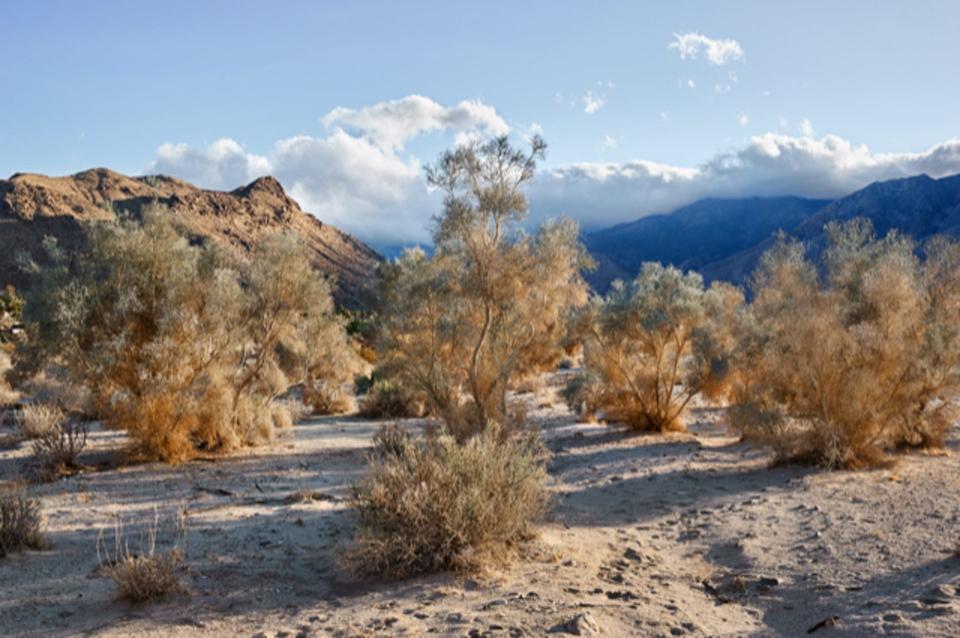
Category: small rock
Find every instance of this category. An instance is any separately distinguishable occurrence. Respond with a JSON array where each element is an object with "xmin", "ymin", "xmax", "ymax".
[
  {"xmin": 446, "ymin": 612, "xmax": 467, "ymax": 624},
  {"xmin": 548, "ymin": 612, "xmax": 601, "ymax": 635},
  {"xmin": 882, "ymin": 612, "xmax": 904, "ymax": 623}
]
